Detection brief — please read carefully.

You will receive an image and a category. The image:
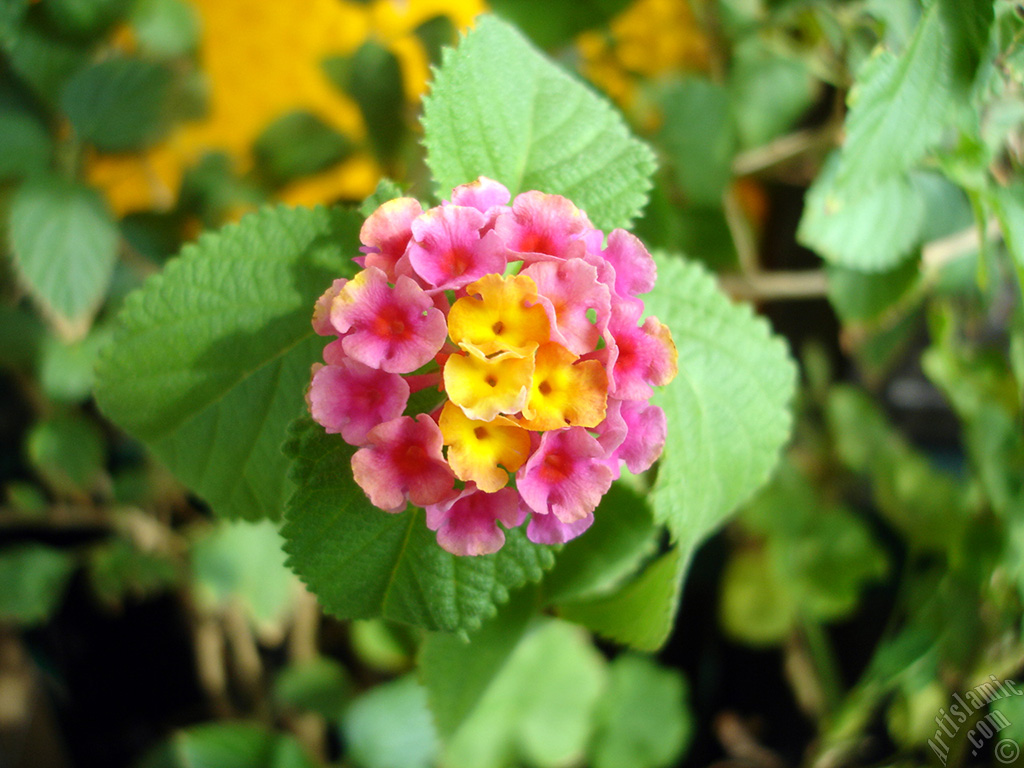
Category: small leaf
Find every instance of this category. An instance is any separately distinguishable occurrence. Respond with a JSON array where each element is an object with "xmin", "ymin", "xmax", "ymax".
[
  {"xmin": 347, "ymin": 41, "xmax": 407, "ymax": 164},
  {"xmin": 0, "ymin": 103, "xmax": 50, "ymax": 180},
  {"xmin": 254, "ymin": 111, "xmax": 354, "ymax": 186},
  {"xmin": 422, "ymin": 15, "xmax": 655, "ymax": 231},
  {"xmin": 87, "ymin": 537, "xmax": 181, "ymax": 606},
  {"xmin": 273, "ymin": 657, "xmax": 353, "ymax": 718},
  {"xmin": 834, "ymin": 0, "xmax": 994, "ymax": 192},
  {"xmin": 26, "ymin": 413, "xmax": 106, "ymax": 496},
  {"xmin": 558, "ymin": 546, "xmax": 687, "ymax": 651},
  {"xmin": 139, "ymin": 723, "xmax": 317, "ymax": 768},
  {"xmin": 281, "ymin": 417, "xmax": 554, "ymax": 632},
  {"xmin": 589, "ymin": 655, "xmax": 693, "ymax": 768},
  {"xmin": 95, "ymin": 205, "xmax": 362, "ymax": 521},
  {"xmin": 442, "ymin": 620, "xmax": 607, "ymax": 768},
  {"xmin": 798, "ymin": 153, "xmax": 926, "ymax": 272},
  {"xmin": 8, "ymin": 175, "xmax": 119, "ymax": 335},
  {"xmin": 658, "ymin": 78, "xmax": 735, "ymax": 206},
  {"xmin": 0, "ymin": 544, "xmax": 76, "ymax": 625},
  {"xmin": 61, "ymin": 57, "xmax": 174, "ymax": 152},
  {"xmin": 131, "ymin": 0, "xmax": 200, "ymax": 58},
  {"xmin": 43, "ymin": 0, "xmax": 132, "ymax": 37},
  {"xmin": 826, "ymin": 258, "xmax": 921, "ymax": 323},
  {"xmin": 719, "ymin": 547, "xmax": 797, "ymax": 645},
  {"xmin": 645, "ymin": 254, "xmax": 796, "ymax": 545},
  {"xmin": 487, "ymin": 0, "xmax": 632, "ymax": 49},
  {"xmin": 5, "ymin": 17, "xmax": 90, "ymax": 103},
  {"xmin": 191, "ymin": 520, "xmax": 298, "ymax": 637},
  {"xmin": 341, "ymin": 676, "xmax": 439, "ymax": 768}
]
